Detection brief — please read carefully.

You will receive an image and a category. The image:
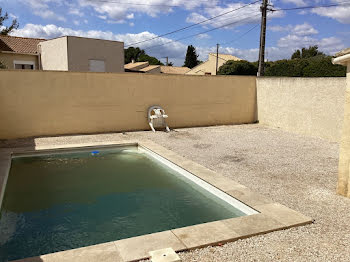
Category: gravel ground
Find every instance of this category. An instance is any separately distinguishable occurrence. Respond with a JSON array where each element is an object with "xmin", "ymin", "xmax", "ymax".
[{"xmin": 1, "ymin": 124, "xmax": 350, "ymax": 262}]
